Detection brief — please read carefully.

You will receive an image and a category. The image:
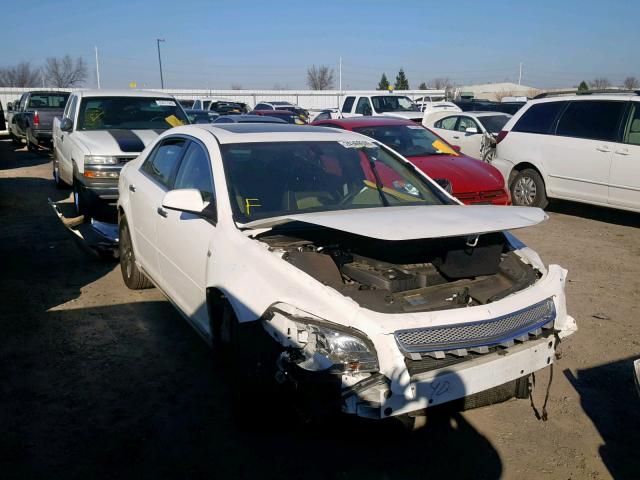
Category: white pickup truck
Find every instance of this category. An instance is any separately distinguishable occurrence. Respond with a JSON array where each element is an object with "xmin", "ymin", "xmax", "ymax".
[
  {"xmin": 340, "ymin": 94, "xmax": 424, "ymax": 122},
  {"xmin": 52, "ymin": 89, "xmax": 188, "ymax": 220}
]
